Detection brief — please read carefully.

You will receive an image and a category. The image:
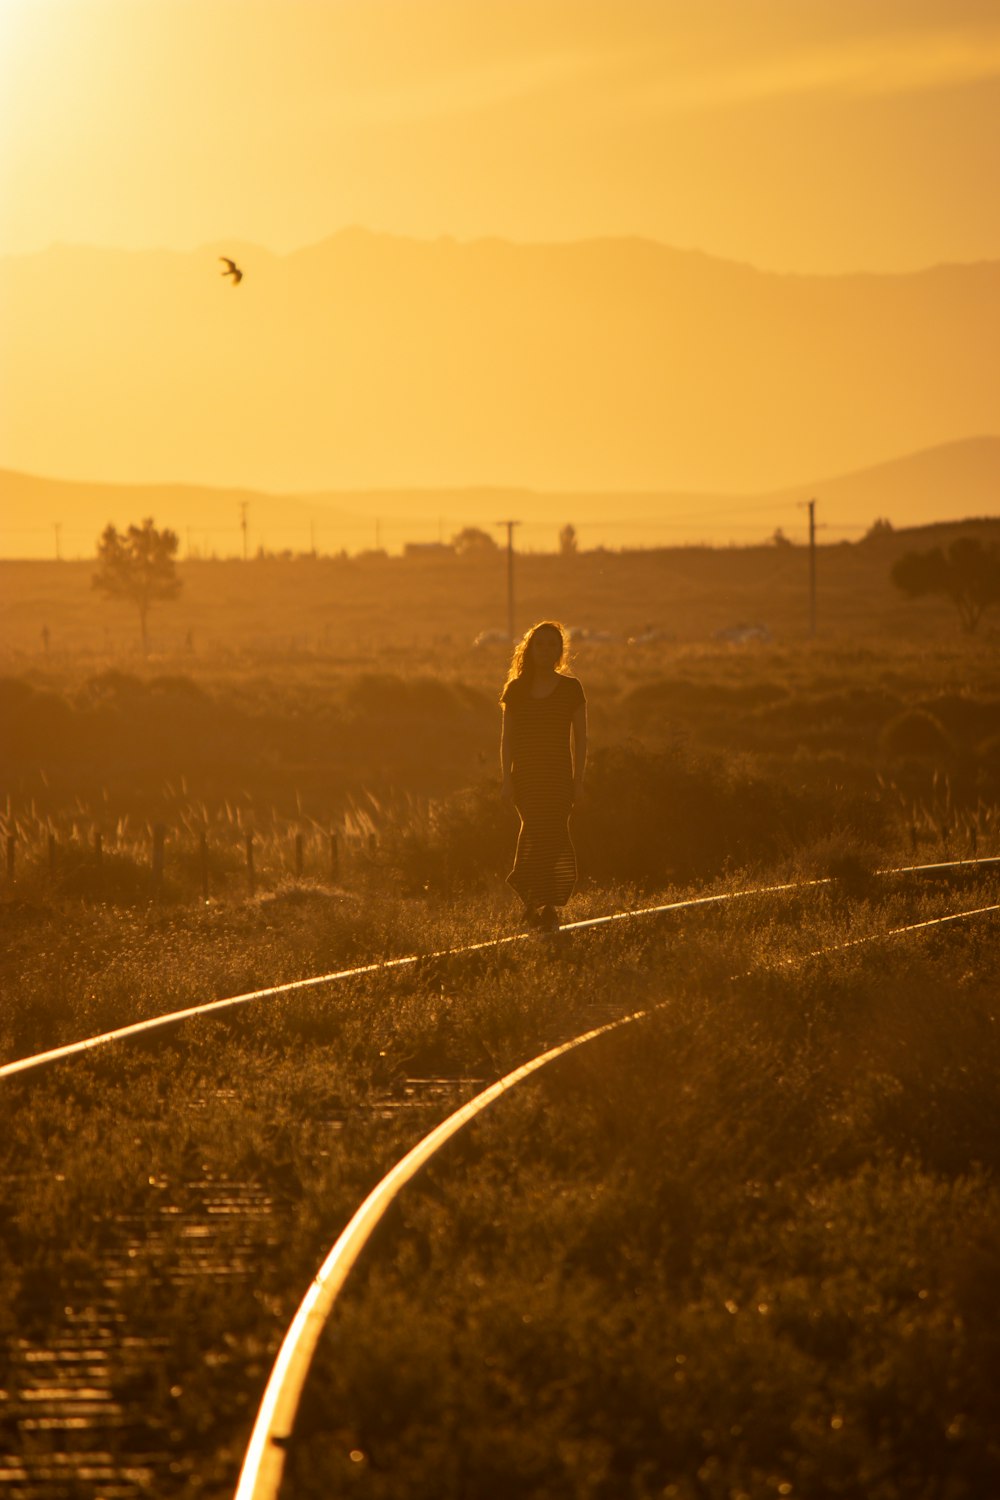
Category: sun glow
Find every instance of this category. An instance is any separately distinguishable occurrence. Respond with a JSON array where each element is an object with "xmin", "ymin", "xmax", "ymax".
[{"xmin": 1, "ymin": 1, "xmax": 998, "ymax": 269}]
